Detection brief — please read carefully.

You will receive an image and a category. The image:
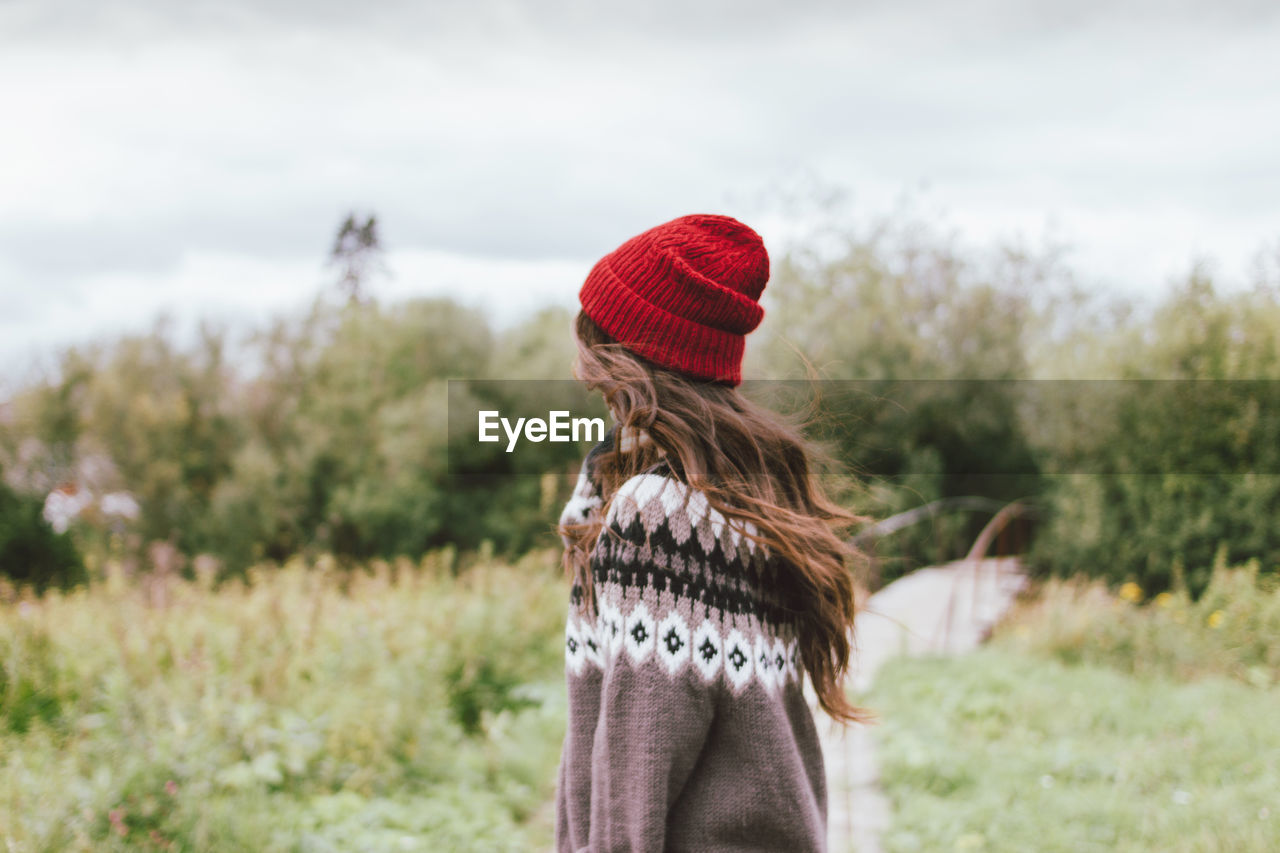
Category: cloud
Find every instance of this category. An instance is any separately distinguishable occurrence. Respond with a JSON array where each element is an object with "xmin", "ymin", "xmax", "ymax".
[{"xmin": 1, "ymin": 0, "xmax": 1278, "ymax": 377}]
